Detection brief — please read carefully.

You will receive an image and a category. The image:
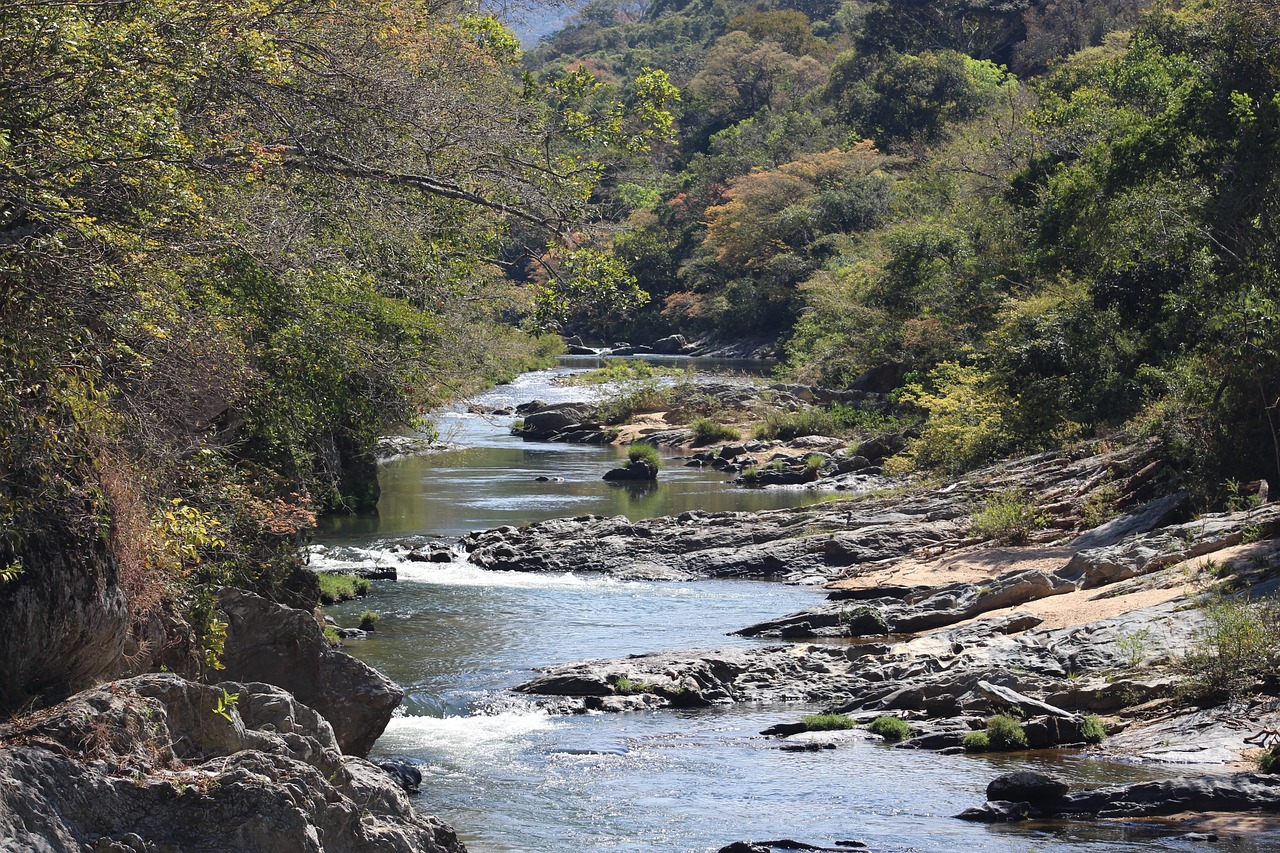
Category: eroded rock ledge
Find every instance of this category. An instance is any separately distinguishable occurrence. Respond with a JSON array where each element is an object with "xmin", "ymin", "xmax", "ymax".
[{"xmin": 0, "ymin": 675, "xmax": 465, "ymax": 853}]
